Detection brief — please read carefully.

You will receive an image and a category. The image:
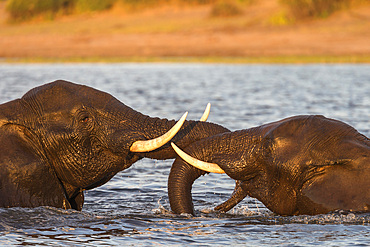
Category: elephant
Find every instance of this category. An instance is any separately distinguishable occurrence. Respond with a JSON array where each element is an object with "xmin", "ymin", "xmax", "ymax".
[
  {"xmin": 0, "ymin": 80, "xmax": 229, "ymax": 210},
  {"xmin": 169, "ymin": 115, "xmax": 370, "ymax": 216}
]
